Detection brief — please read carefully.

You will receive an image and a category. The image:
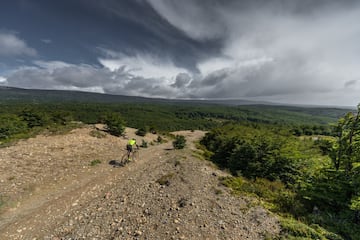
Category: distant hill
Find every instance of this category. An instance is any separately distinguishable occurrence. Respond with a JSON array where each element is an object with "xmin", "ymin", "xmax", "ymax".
[
  {"xmin": 0, "ymin": 86, "xmax": 158, "ymax": 104},
  {"xmin": 0, "ymin": 86, "xmax": 272, "ymax": 105},
  {"xmin": 0, "ymin": 86, "xmax": 352, "ymax": 124},
  {"xmin": 0, "ymin": 86, "xmax": 280, "ymax": 107},
  {"xmin": 0, "ymin": 86, "xmax": 353, "ymax": 107}
]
